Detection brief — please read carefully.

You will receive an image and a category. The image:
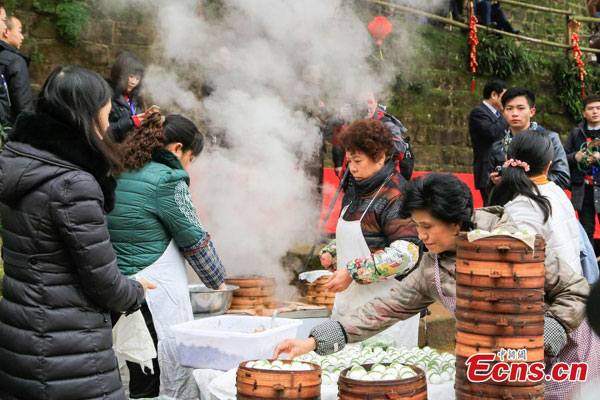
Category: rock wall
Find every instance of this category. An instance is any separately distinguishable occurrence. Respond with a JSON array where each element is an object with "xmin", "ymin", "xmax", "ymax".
[{"xmin": 14, "ymin": 5, "xmax": 156, "ymax": 91}]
